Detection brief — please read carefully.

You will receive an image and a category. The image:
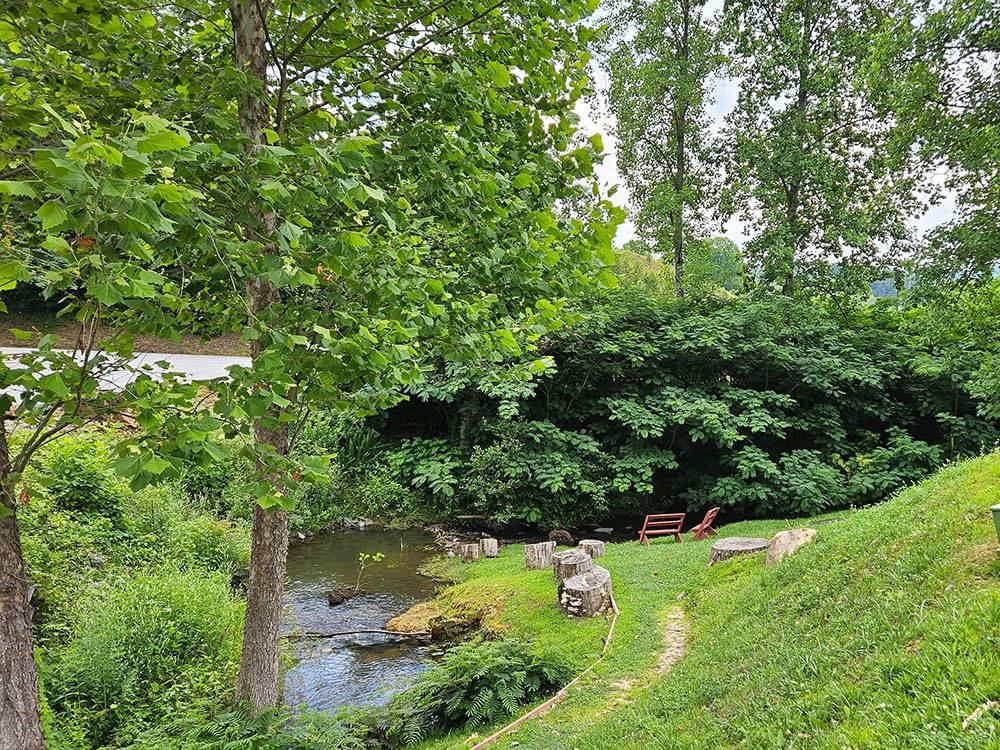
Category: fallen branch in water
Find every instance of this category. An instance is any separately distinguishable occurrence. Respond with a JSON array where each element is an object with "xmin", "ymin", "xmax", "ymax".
[{"xmin": 288, "ymin": 629, "xmax": 431, "ymax": 639}]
